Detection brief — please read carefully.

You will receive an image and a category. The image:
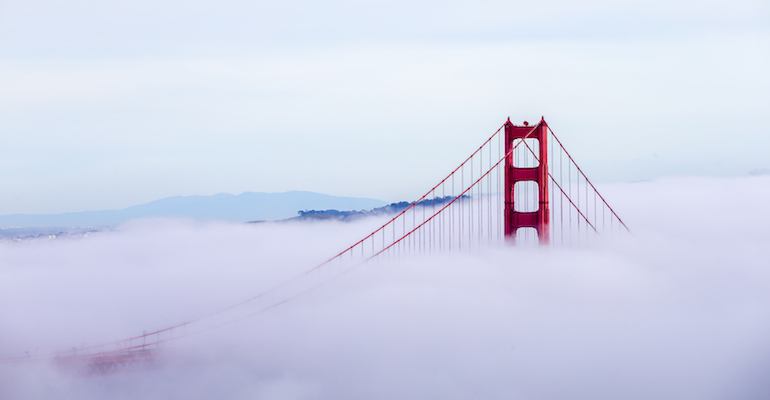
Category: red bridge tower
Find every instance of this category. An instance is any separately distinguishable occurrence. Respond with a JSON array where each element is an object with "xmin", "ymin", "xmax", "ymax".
[{"xmin": 504, "ymin": 117, "xmax": 550, "ymax": 244}]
